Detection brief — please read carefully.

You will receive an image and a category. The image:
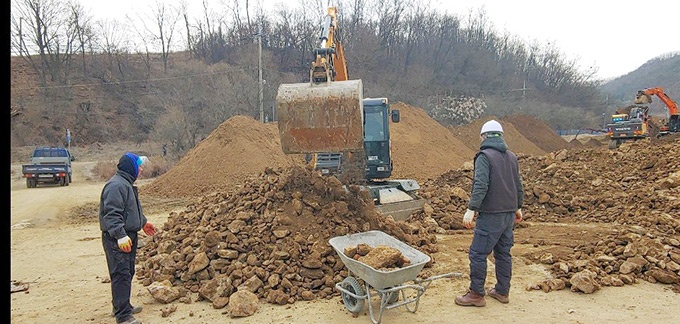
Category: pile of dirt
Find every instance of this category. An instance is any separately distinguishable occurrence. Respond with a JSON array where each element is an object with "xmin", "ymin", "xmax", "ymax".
[
  {"xmin": 519, "ymin": 140, "xmax": 679, "ymax": 227},
  {"xmin": 502, "ymin": 114, "xmax": 571, "ymax": 153},
  {"xmin": 419, "ymin": 138, "xmax": 680, "ymax": 230},
  {"xmin": 389, "ymin": 102, "xmax": 475, "ymax": 181},
  {"xmin": 141, "ymin": 105, "xmax": 572, "ymax": 199},
  {"xmin": 141, "ymin": 116, "xmax": 303, "ymax": 198},
  {"xmin": 415, "ymin": 138, "xmax": 680, "ymax": 291},
  {"xmin": 582, "ymin": 137, "xmax": 605, "ymax": 148},
  {"xmin": 136, "ymin": 165, "xmax": 440, "ymax": 307},
  {"xmin": 448, "ymin": 116, "xmax": 547, "ymax": 156}
]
